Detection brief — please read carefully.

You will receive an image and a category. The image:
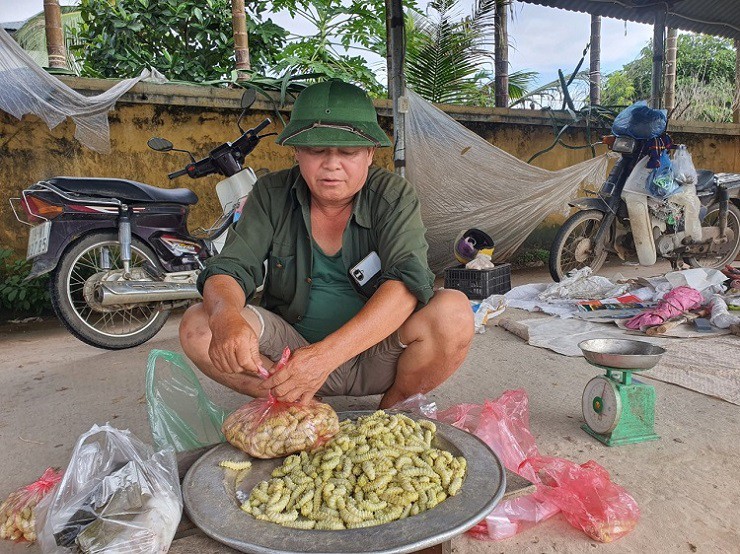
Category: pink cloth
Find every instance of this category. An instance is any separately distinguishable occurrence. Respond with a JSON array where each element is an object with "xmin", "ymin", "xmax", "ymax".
[{"xmin": 625, "ymin": 286, "xmax": 704, "ymax": 329}]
